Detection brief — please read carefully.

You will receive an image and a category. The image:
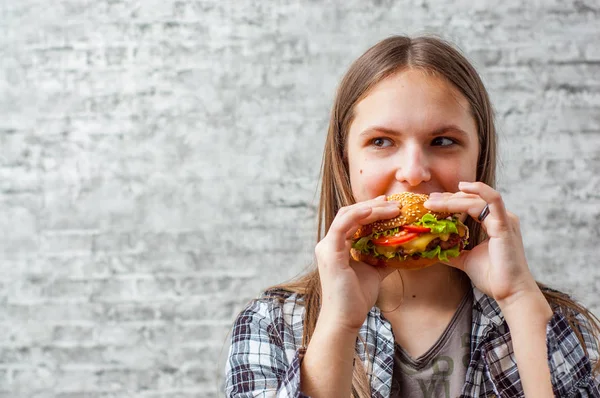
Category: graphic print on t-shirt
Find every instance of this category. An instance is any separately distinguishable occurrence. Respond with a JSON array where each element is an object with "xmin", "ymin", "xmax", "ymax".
[
  {"xmin": 408, "ymin": 333, "xmax": 471, "ymax": 398},
  {"xmin": 390, "ymin": 291, "xmax": 473, "ymax": 398}
]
